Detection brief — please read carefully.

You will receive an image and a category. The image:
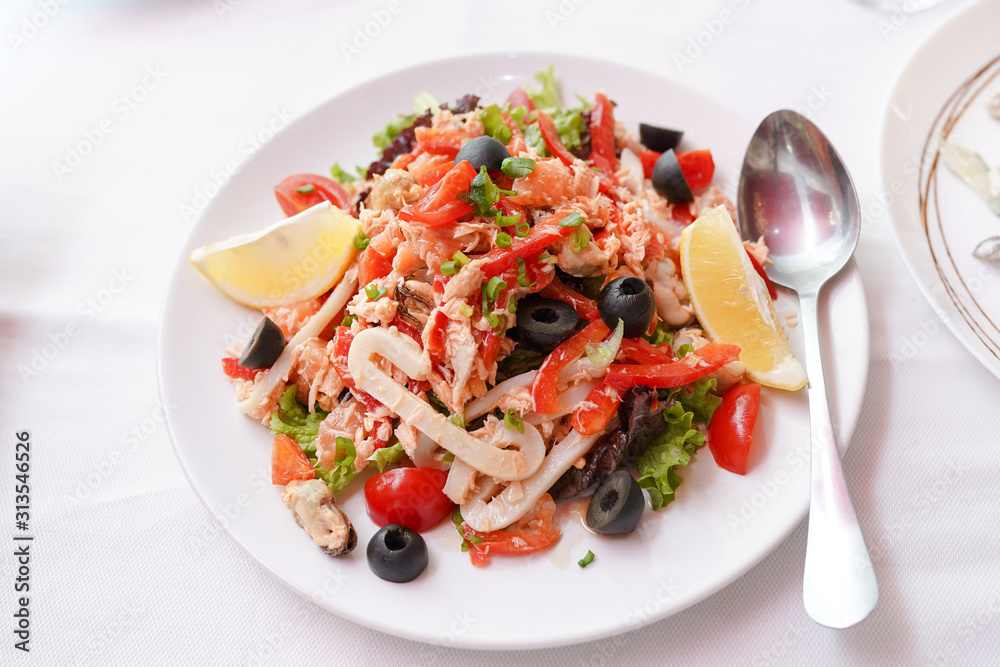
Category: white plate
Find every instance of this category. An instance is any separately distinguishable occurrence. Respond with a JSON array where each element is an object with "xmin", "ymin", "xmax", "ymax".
[
  {"xmin": 159, "ymin": 53, "xmax": 868, "ymax": 649},
  {"xmin": 882, "ymin": 0, "xmax": 1000, "ymax": 377}
]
